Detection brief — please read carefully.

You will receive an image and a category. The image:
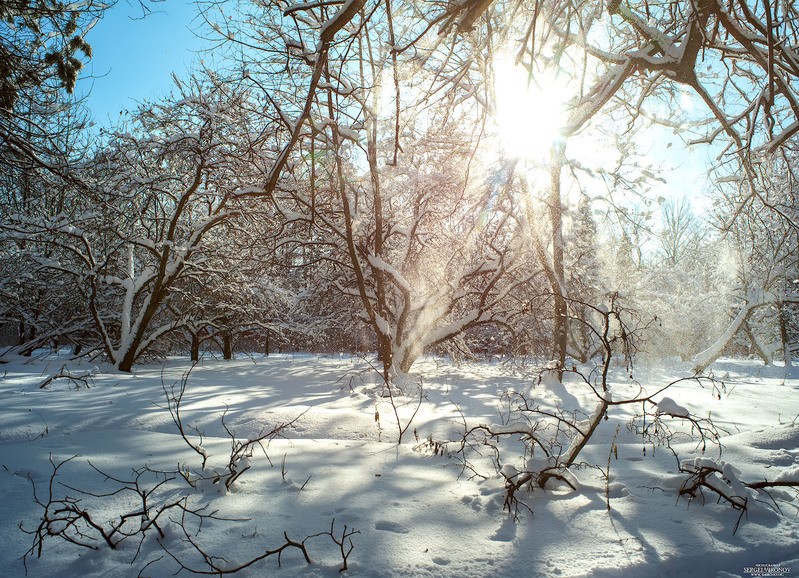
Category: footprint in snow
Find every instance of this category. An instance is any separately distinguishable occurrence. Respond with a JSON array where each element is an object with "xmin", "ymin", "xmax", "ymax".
[{"xmin": 375, "ymin": 520, "xmax": 410, "ymax": 533}]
